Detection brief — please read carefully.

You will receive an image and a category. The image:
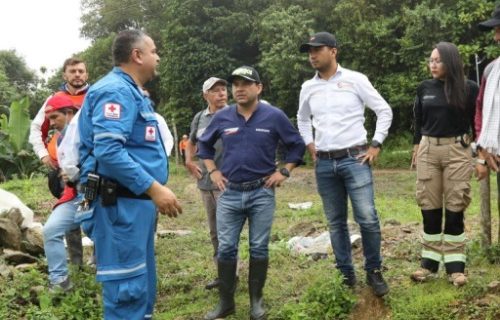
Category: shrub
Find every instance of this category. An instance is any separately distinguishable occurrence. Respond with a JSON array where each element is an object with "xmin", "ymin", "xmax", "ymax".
[{"xmin": 274, "ymin": 271, "xmax": 356, "ymax": 320}]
